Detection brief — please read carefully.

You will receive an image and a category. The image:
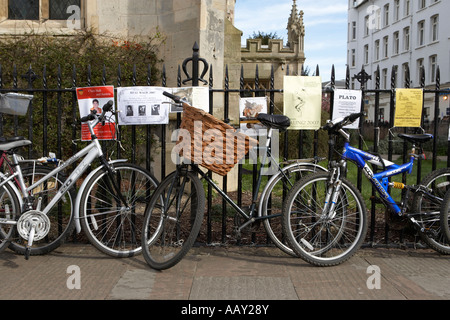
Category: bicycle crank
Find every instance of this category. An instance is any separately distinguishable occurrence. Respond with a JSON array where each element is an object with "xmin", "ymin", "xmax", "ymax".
[{"xmin": 17, "ymin": 210, "xmax": 51, "ymax": 260}]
